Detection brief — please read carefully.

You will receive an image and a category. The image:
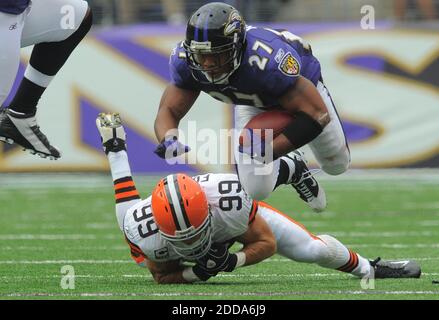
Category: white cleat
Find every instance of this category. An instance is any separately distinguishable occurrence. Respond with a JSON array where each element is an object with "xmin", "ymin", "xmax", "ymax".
[
  {"xmin": 286, "ymin": 150, "xmax": 327, "ymax": 213},
  {"xmin": 96, "ymin": 113, "xmax": 127, "ymax": 154},
  {"xmin": 0, "ymin": 108, "xmax": 61, "ymax": 160},
  {"xmin": 0, "ymin": 136, "xmax": 14, "ymax": 144}
]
